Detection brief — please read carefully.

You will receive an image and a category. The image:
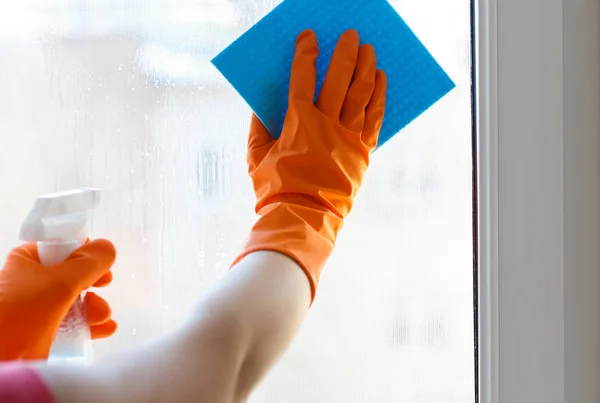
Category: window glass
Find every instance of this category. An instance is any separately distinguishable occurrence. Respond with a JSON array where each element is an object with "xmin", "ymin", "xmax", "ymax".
[{"xmin": 0, "ymin": 0, "xmax": 474, "ymax": 401}]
